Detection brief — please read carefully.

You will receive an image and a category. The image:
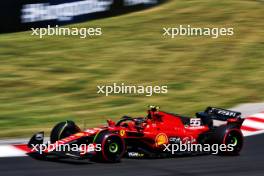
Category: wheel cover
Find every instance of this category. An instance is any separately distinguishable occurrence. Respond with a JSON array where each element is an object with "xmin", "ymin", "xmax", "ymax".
[
  {"xmin": 109, "ymin": 142, "xmax": 119, "ymax": 153},
  {"xmin": 225, "ymin": 130, "xmax": 243, "ymax": 153},
  {"xmin": 231, "ymin": 136, "xmax": 238, "ymax": 146}
]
